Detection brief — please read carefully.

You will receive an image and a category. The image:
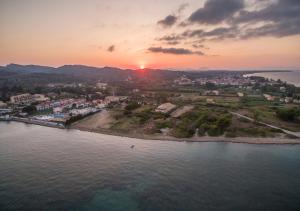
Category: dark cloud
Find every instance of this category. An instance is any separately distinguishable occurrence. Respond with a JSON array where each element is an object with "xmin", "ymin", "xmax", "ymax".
[
  {"xmin": 157, "ymin": 15, "xmax": 178, "ymax": 28},
  {"xmin": 191, "ymin": 43, "xmax": 207, "ymax": 49},
  {"xmin": 233, "ymin": 0, "xmax": 300, "ymax": 24},
  {"xmin": 166, "ymin": 41, "xmax": 180, "ymax": 45},
  {"xmin": 182, "ymin": 27, "xmax": 238, "ymax": 40},
  {"xmin": 188, "ymin": 0, "xmax": 244, "ymax": 24},
  {"xmin": 230, "ymin": 0, "xmax": 300, "ymax": 38},
  {"xmin": 107, "ymin": 45, "xmax": 115, "ymax": 52},
  {"xmin": 155, "ymin": 0, "xmax": 300, "ymax": 55},
  {"xmin": 158, "ymin": 0, "xmax": 300, "ymax": 45},
  {"xmin": 240, "ymin": 19, "xmax": 300, "ymax": 39},
  {"xmin": 157, "ymin": 3, "xmax": 189, "ymax": 28},
  {"xmin": 156, "ymin": 35, "xmax": 181, "ymax": 45},
  {"xmin": 148, "ymin": 47, "xmax": 204, "ymax": 55},
  {"xmin": 157, "ymin": 34, "xmax": 183, "ymax": 42}
]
